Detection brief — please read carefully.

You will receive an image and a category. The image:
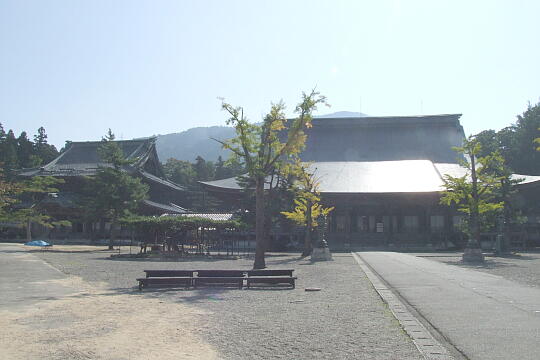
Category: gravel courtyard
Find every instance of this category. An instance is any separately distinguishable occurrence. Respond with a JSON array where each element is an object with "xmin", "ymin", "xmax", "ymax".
[{"xmin": 29, "ymin": 245, "xmax": 422, "ymax": 360}]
